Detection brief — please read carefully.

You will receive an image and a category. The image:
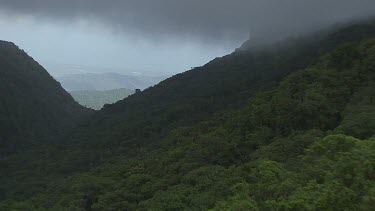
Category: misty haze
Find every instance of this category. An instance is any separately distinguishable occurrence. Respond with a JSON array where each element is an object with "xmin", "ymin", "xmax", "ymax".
[{"xmin": 1, "ymin": 1, "xmax": 375, "ymax": 210}]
